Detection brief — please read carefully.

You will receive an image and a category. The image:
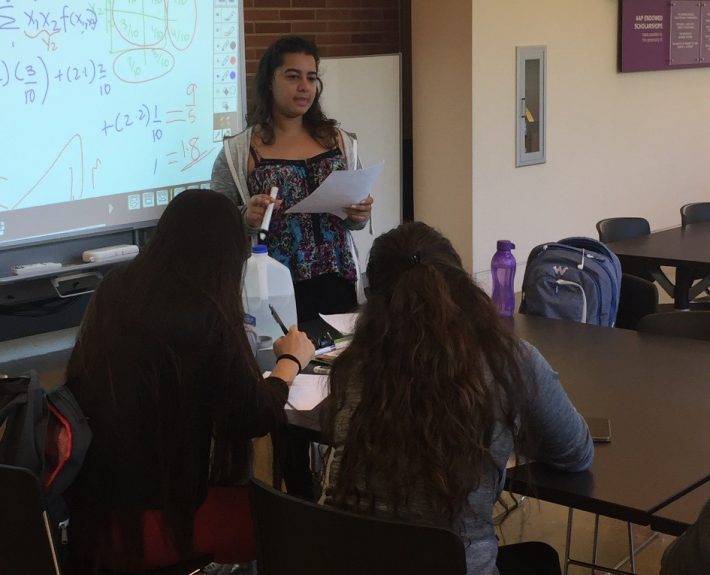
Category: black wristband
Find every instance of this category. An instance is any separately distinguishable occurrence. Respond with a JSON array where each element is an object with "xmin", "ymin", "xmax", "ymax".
[{"xmin": 276, "ymin": 354, "xmax": 302, "ymax": 373}]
